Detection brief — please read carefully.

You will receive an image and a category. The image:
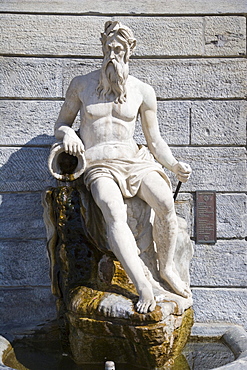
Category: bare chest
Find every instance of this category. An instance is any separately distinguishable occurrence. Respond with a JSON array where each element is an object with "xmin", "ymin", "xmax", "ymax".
[{"xmin": 80, "ymin": 89, "xmax": 142, "ymax": 123}]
